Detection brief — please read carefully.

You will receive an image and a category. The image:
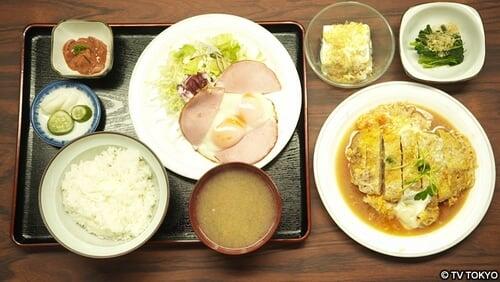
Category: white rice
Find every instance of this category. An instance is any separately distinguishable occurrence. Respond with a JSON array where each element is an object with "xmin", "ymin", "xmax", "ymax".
[{"xmin": 61, "ymin": 146, "xmax": 158, "ymax": 241}]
